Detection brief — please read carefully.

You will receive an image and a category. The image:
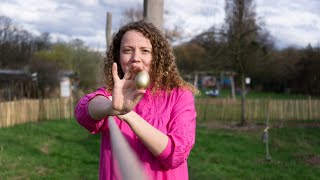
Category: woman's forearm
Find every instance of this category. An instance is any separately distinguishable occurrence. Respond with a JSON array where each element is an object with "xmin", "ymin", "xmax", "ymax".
[
  {"xmin": 119, "ymin": 112, "xmax": 169, "ymax": 156},
  {"xmin": 89, "ymin": 96, "xmax": 169, "ymax": 155},
  {"xmin": 88, "ymin": 95, "xmax": 116, "ymax": 120}
]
